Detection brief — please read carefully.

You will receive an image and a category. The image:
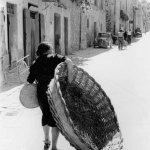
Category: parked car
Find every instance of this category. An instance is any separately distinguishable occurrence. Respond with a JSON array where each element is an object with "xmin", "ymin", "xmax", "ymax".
[
  {"xmin": 93, "ymin": 33, "xmax": 113, "ymax": 48},
  {"xmin": 134, "ymin": 28, "xmax": 142, "ymax": 37}
]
